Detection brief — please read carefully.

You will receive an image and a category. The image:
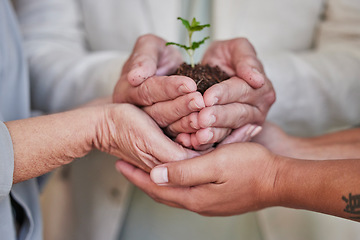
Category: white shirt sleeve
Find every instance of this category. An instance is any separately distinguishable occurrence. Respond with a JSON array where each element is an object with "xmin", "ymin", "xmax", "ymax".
[
  {"xmin": 14, "ymin": 0, "xmax": 128, "ymax": 113},
  {"xmin": 0, "ymin": 122, "xmax": 14, "ymax": 201},
  {"xmin": 264, "ymin": 0, "xmax": 360, "ymax": 136}
]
